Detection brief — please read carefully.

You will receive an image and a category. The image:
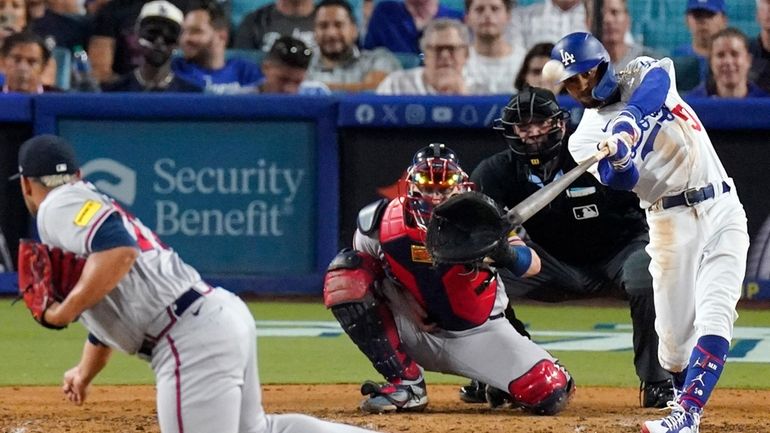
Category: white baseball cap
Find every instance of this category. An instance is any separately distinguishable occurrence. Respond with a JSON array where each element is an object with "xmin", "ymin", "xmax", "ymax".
[{"xmin": 137, "ymin": 0, "xmax": 184, "ymax": 27}]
